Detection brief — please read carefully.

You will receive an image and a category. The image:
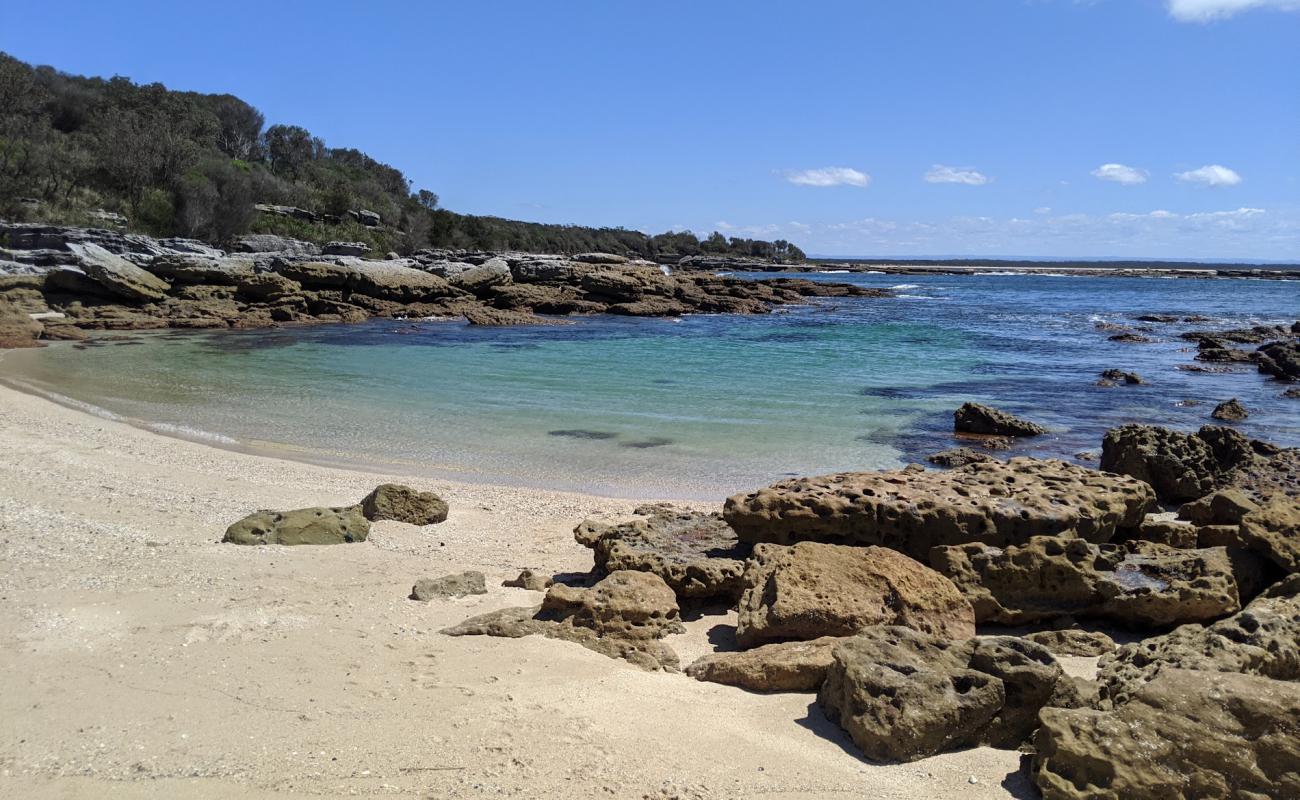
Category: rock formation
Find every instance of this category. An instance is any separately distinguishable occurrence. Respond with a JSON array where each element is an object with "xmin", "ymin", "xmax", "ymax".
[
  {"xmin": 1023, "ymin": 629, "xmax": 1117, "ymax": 657},
  {"xmin": 735, "ymin": 542, "xmax": 975, "ymax": 647},
  {"xmin": 723, "ymin": 459, "xmax": 1155, "ymax": 560},
  {"xmin": 360, "ymin": 483, "xmax": 449, "ymax": 525},
  {"xmin": 411, "ymin": 571, "xmax": 487, "ymax": 600},
  {"xmin": 223, "ymin": 505, "xmax": 370, "ymax": 545},
  {"xmin": 685, "ymin": 637, "xmax": 841, "ymax": 692},
  {"xmin": 953, "ymin": 402, "xmax": 1047, "ymax": 437}
]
